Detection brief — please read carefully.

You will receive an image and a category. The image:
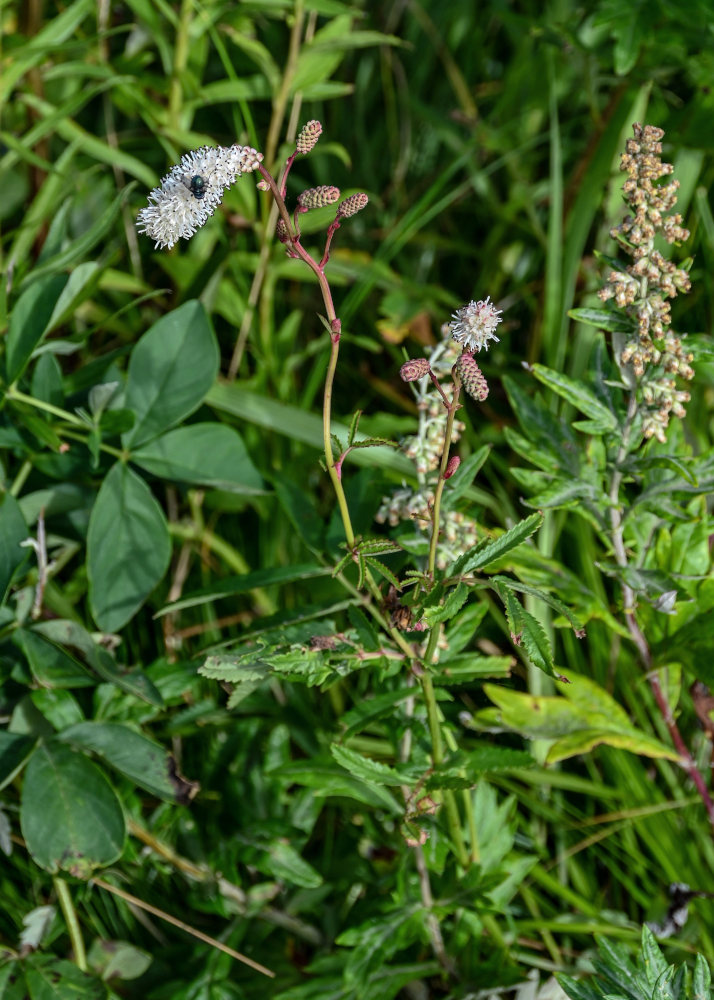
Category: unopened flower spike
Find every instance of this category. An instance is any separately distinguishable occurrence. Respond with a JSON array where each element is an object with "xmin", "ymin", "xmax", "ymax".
[
  {"xmin": 455, "ymin": 354, "xmax": 489, "ymax": 401},
  {"xmin": 297, "ymin": 186, "xmax": 340, "ymax": 211},
  {"xmin": 338, "ymin": 193, "xmax": 369, "ymax": 219},
  {"xmin": 449, "ymin": 296, "xmax": 502, "ymax": 353},
  {"xmin": 137, "ymin": 144, "xmax": 263, "ymax": 250},
  {"xmin": 400, "ymin": 358, "xmax": 431, "ymax": 382},
  {"xmin": 296, "ymin": 120, "xmax": 323, "ymax": 155}
]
